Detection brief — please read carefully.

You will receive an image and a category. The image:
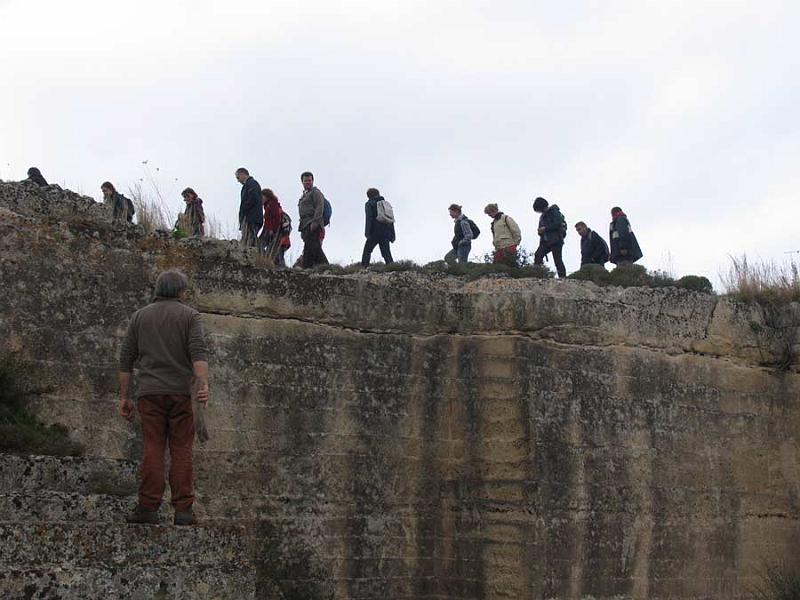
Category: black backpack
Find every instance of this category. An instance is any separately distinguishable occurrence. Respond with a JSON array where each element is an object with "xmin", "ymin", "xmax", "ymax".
[
  {"xmin": 468, "ymin": 219, "xmax": 480, "ymax": 239},
  {"xmin": 555, "ymin": 208, "xmax": 567, "ymax": 239}
]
